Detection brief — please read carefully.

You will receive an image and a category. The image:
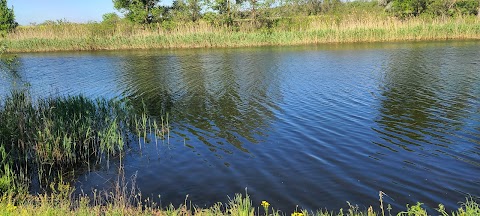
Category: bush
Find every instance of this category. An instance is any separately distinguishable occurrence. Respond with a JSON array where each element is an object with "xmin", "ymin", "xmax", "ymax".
[
  {"xmin": 454, "ymin": 0, "xmax": 479, "ymax": 15},
  {"xmin": 102, "ymin": 12, "xmax": 121, "ymax": 26},
  {"xmin": 392, "ymin": 0, "xmax": 429, "ymax": 17},
  {"xmin": 426, "ymin": 0, "xmax": 454, "ymax": 17},
  {"xmin": 203, "ymin": 12, "xmax": 220, "ymax": 26},
  {"xmin": 391, "ymin": 0, "xmax": 480, "ymax": 17}
]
